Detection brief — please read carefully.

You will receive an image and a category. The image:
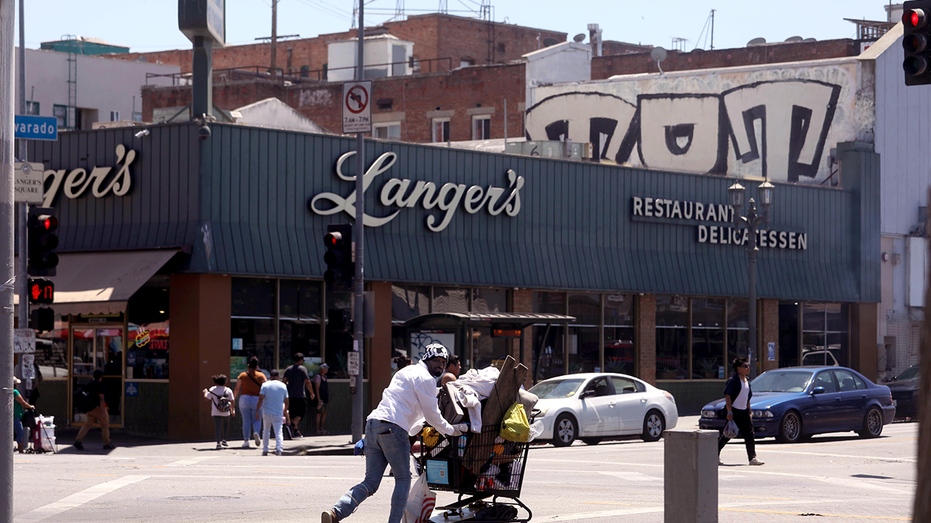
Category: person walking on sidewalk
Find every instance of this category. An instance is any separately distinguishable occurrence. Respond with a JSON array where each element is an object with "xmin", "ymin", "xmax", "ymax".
[
  {"xmin": 313, "ymin": 363, "xmax": 330, "ymax": 434},
  {"xmin": 233, "ymin": 356, "xmax": 267, "ymax": 449},
  {"xmin": 12, "ymin": 377, "xmax": 35, "ymax": 453},
  {"xmin": 74, "ymin": 370, "xmax": 115, "ymax": 451},
  {"xmin": 283, "ymin": 353, "xmax": 314, "ymax": 437},
  {"xmin": 204, "ymin": 374, "xmax": 235, "ymax": 449},
  {"xmin": 718, "ymin": 357, "xmax": 764, "ymax": 466},
  {"xmin": 256, "ymin": 369, "xmax": 290, "ymax": 456},
  {"xmin": 321, "ymin": 343, "xmax": 468, "ymax": 523}
]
